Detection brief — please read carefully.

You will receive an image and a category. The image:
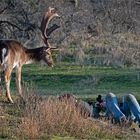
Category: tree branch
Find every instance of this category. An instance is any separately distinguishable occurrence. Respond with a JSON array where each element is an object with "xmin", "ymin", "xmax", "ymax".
[
  {"xmin": 0, "ymin": 20, "xmax": 23, "ymax": 31},
  {"xmin": 0, "ymin": 6, "xmax": 9, "ymax": 14}
]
